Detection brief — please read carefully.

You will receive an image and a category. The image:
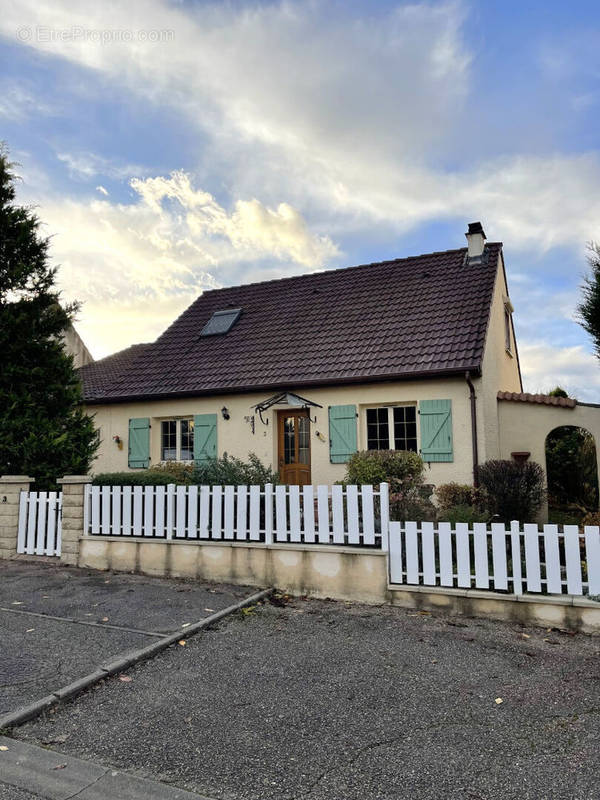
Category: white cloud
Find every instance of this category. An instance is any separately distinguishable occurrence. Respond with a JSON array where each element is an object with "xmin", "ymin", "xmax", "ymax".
[
  {"xmin": 95, "ymin": 185, "xmax": 108, "ymax": 196},
  {"xmin": 3, "ymin": 0, "xmax": 600, "ymax": 379},
  {"xmin": 0, "ymin": 81, "xmax": 55, "ymax": 120},
  {"xmin": 519, "ymin": 341, "xmax": 600, "ymax": 402},
  {"xmin": 56, "ymin": 151, "xmax": 148, "ymax": 180},
  {"xmin": 3, "ymin": 0, "xmax": 600, "ymax": 251},
  {"xmin": 26, "ymin": 170, "xmax": 338, "ymax": 357}
]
